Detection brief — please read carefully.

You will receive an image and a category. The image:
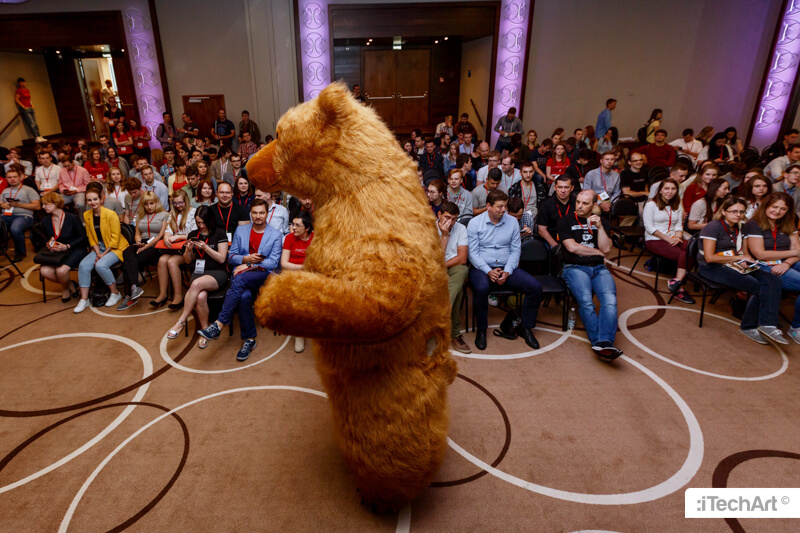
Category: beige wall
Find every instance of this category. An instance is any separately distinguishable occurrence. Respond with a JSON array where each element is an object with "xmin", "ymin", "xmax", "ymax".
[
  {"xmin": 459, "ymin": 36, "xmax": 493, "ymax": 141},
  {"xmin": 0, "ymin": 52, "xmax": 61, "ymax": 147}
]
